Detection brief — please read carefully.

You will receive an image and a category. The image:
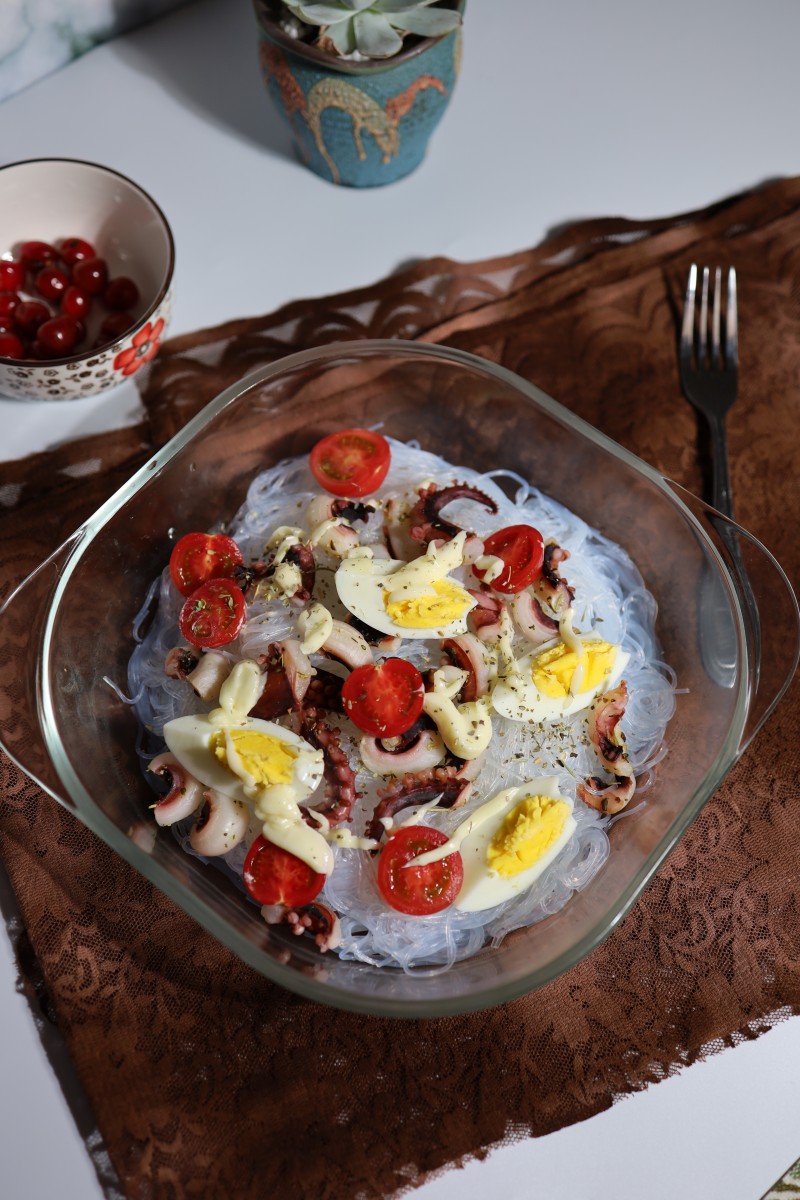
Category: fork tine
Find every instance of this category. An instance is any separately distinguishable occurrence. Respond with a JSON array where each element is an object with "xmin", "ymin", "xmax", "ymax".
[
  {"xmin": 726, "ymin": 266, "xmax": 738, "ymax": 369},
  {"xmin": 681, "ymin": 263, "xmax": 697, "ymax": 360},
  {"xmin": 711, "ymin": 267, "xmax": 722, "ymax": 367},
  {"xmin": 698, "ymin": 266, "xmax": 710, "ymax": 363}
]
